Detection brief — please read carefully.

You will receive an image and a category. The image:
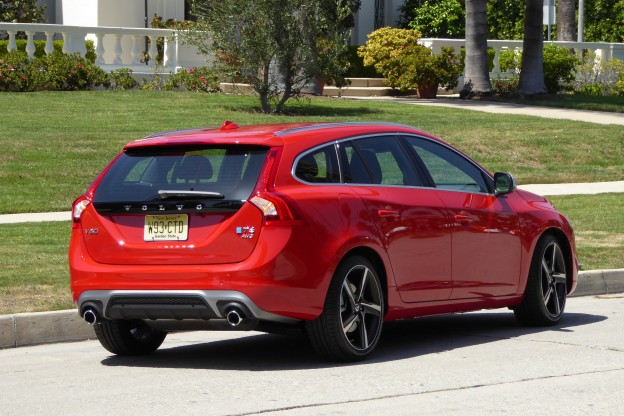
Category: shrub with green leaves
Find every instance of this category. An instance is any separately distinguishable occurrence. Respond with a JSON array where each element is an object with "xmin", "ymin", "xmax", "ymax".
[
  {"xmin": 491, "ymin": 77, "xmax": 519, "ymax": 95},
  {"xmin": 498, "ymin": 44, "xmax": 579, "ymax": 93},
  {"xmin": 165, "ymin": 66, "xmax": 220, "ymax": 93},
  {"xmin": 574, "ymin": 53, "xmax": 624, "ymax": 96},
  {"xmin": 357, "ymin": 28, "xmax": 462, "ymax": 91},
  {"xmin": 109, "ymin": 68, "xmax": 137, "ymax": 90},
  {"xmin": 0, "ymin": 51, "xmax": 42, "ymax": 91},
  {"xmin": 36, "ymin": 52, "xmax": 108, "ymax": 91},
  {"xmin": 0, "ymin": 40, "xmax": 97, "ymax": 63}
]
